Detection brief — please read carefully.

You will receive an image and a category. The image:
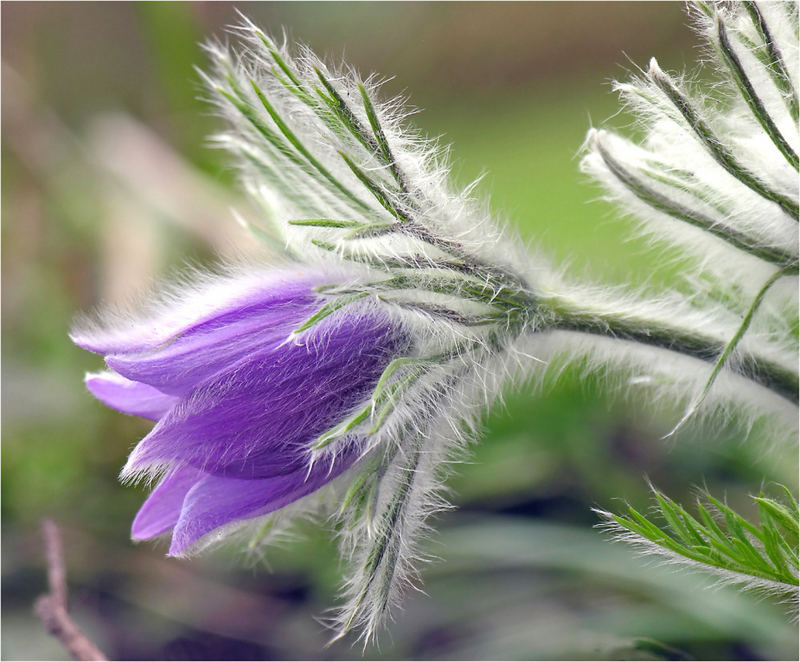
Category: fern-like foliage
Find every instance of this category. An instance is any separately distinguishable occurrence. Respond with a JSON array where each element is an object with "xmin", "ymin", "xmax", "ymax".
[{"xmin": 595, "ymin": 485, "xmax": 799, "ymax": 611}]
